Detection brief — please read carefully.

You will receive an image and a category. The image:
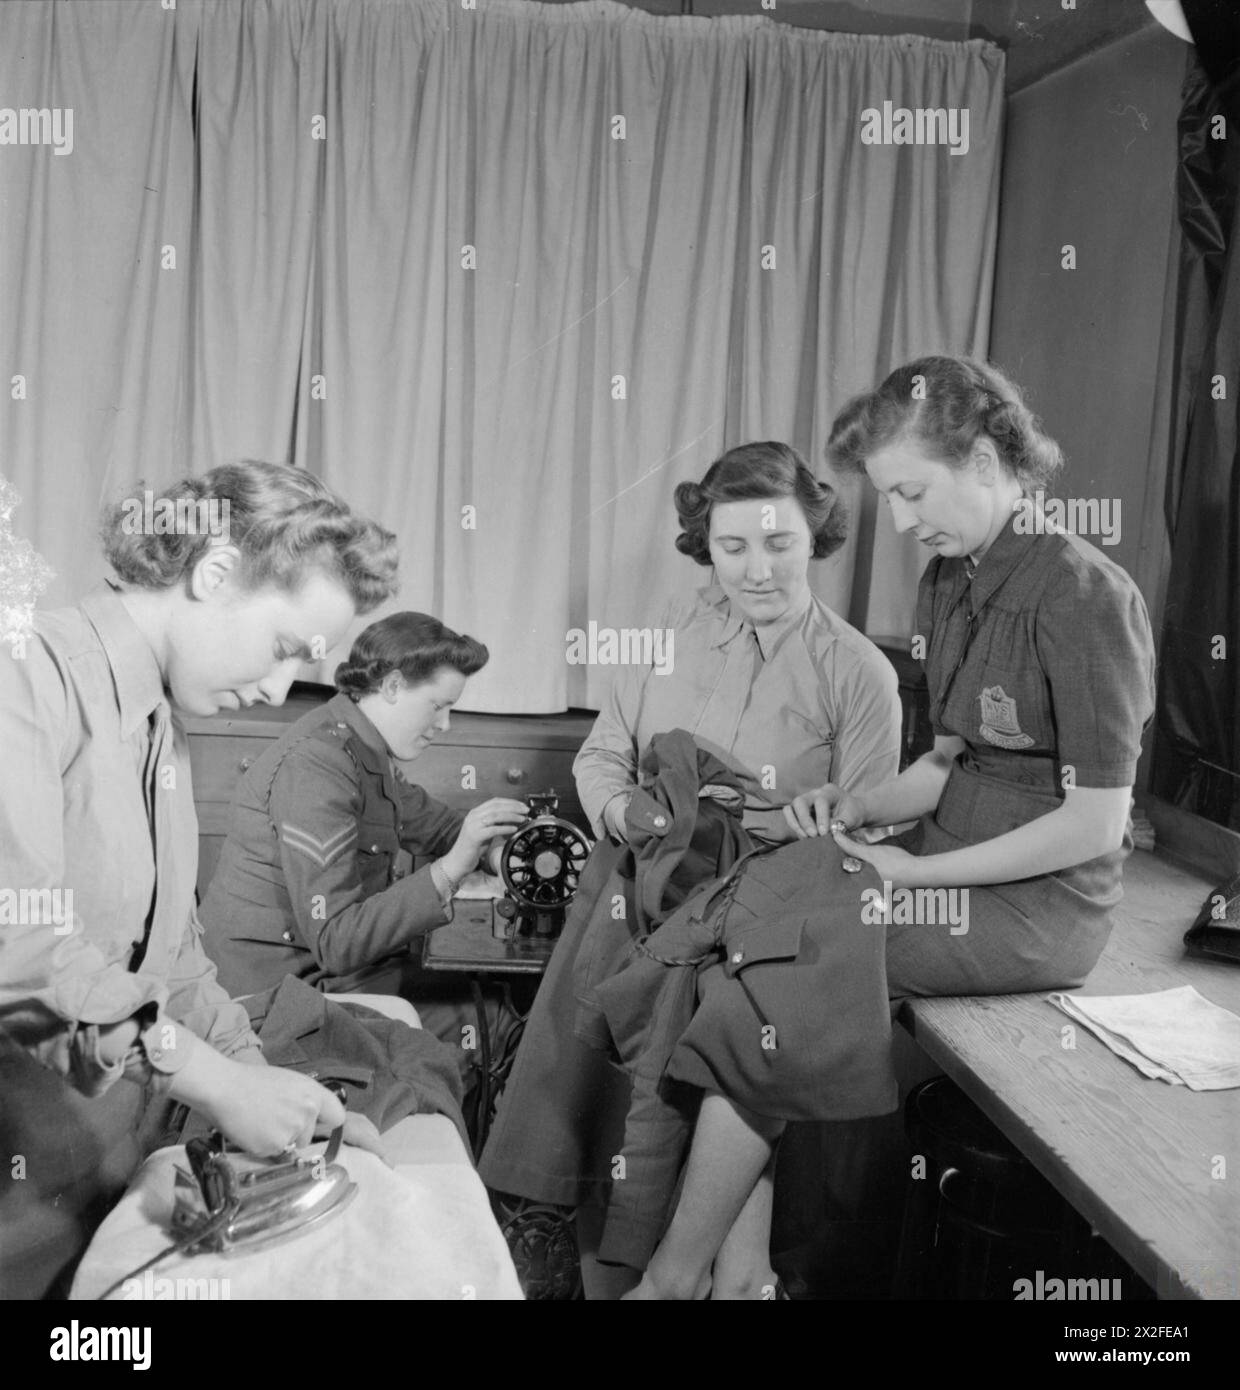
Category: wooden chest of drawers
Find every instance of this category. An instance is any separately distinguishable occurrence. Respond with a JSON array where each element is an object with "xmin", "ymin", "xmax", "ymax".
[{"xmin": 182, "ymin": 682, "xmax": 596, "ymax": 901}]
